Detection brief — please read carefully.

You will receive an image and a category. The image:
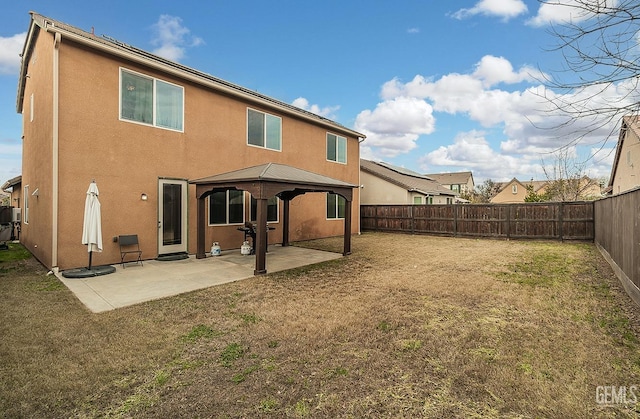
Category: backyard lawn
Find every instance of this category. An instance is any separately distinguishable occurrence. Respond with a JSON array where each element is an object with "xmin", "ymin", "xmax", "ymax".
[{"xmin": 1, "ymin": 233, "xmax": 639, "ymax": 418}]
